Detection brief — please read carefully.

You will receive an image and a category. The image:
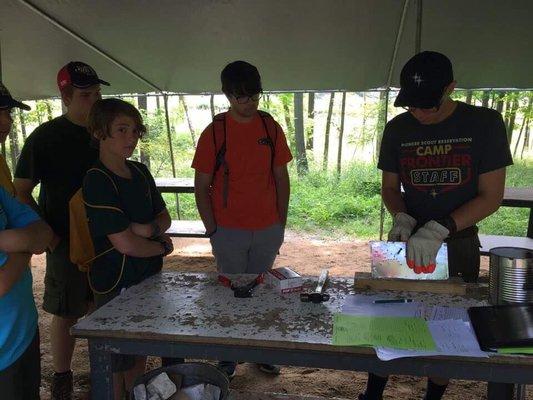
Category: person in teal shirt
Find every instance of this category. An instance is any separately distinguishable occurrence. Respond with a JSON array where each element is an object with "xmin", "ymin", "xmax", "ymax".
[{"xmin": 0, "ymin": 186, "xmax": 53, "ymax": 399}]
